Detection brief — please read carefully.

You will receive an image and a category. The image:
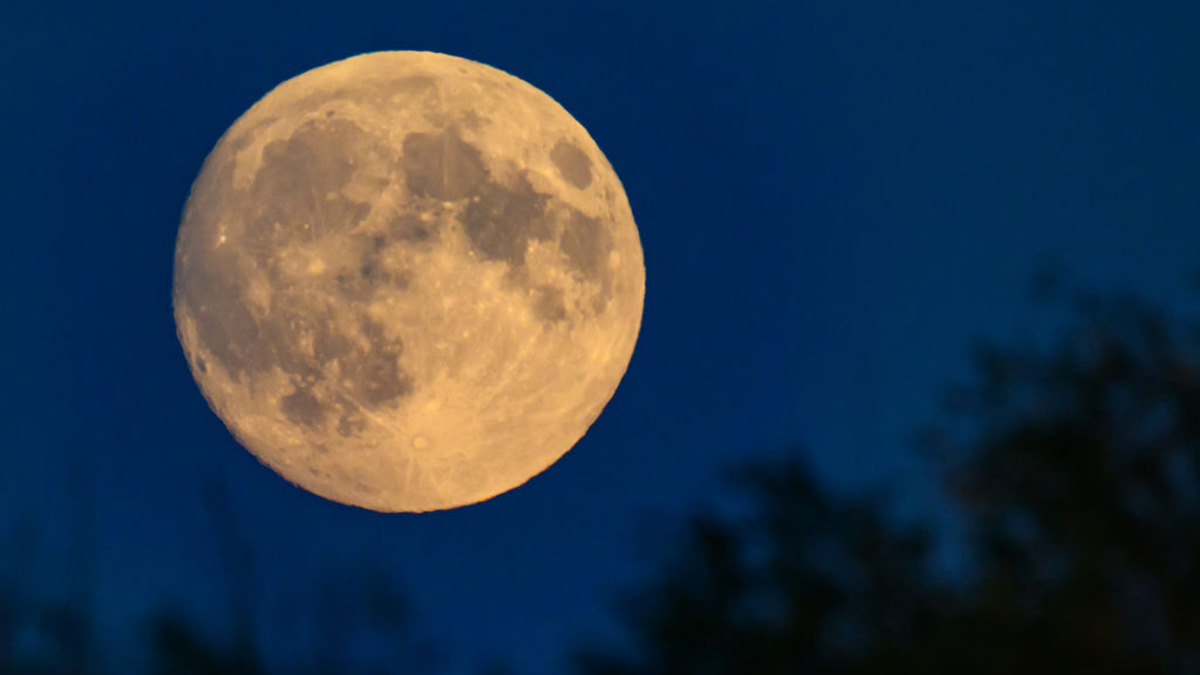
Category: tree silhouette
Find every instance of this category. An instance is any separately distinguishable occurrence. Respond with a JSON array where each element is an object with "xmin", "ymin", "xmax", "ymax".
[
  {"xmin": 576, "ymin": 457, "xmax": 957, "ymax": 675},
  {"xmin": 0, "ymin": 471, "xmax": 439, "ymax": 675},
  {"xmin": 146, "ymin": 473, "xmax": 440, "ymax": 675},
  {"xmin": 929, "ymin": 288, "xmax": 1200, "ymax": 672},
  {"xmin": 578, "ymin": 284, "xmax": 1200, "ymax": 674},
  {"xmin": 0, "ymin": 457, "xmax": 96, "ymax": 675},
  {"xmin": 149, "ymin": 612, "xmax": 261, "ymax": 675},
  {"xmin": 147, "ymin": 566, "xmax": 433, "ymax": 675}
]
